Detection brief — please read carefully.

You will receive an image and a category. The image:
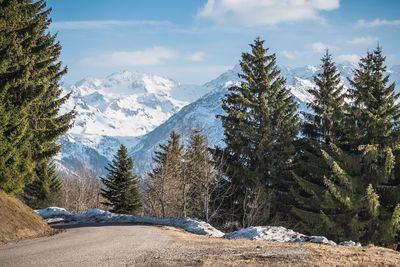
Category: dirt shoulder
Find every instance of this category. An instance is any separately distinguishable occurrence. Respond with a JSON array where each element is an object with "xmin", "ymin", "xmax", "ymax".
[
  {"xmin": 0, "ymin": 191, "xmax": 53, "ymax": 244},
  {"xmin": 142, "ymin": 226, "xmax": 400, "ymax": 266}
]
